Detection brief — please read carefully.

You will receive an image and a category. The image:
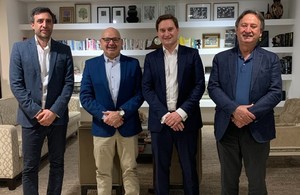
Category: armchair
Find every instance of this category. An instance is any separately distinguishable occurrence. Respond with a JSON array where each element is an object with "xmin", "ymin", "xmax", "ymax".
[{"xmin": 270, "ymin": 98, "xmax": 300, "ymax": 156}]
